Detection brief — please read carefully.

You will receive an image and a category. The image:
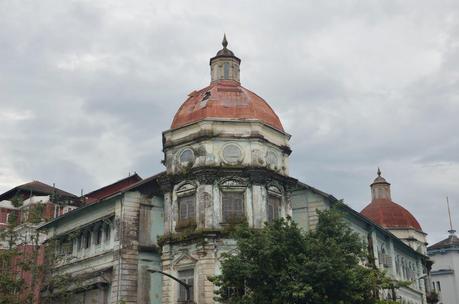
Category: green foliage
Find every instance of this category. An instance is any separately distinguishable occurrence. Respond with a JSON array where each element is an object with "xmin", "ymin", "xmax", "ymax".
[
  {"xmin": 0, "ymin": 249, "xmax": 24, "ymax": 304},
  {"xmin": 211, "ymin": 208, "xmax": 403, "ymax": 304},
  {"xmin": 28, "ymin": 204, "xmax": 45, "ymax": 224},
  {"xmin": 0, "ymin": 205, "xmax": 82, "ymax": 303},
  {"xmin": 426, "ymin": 291, "xmax": 439, "ymax": 304}
]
